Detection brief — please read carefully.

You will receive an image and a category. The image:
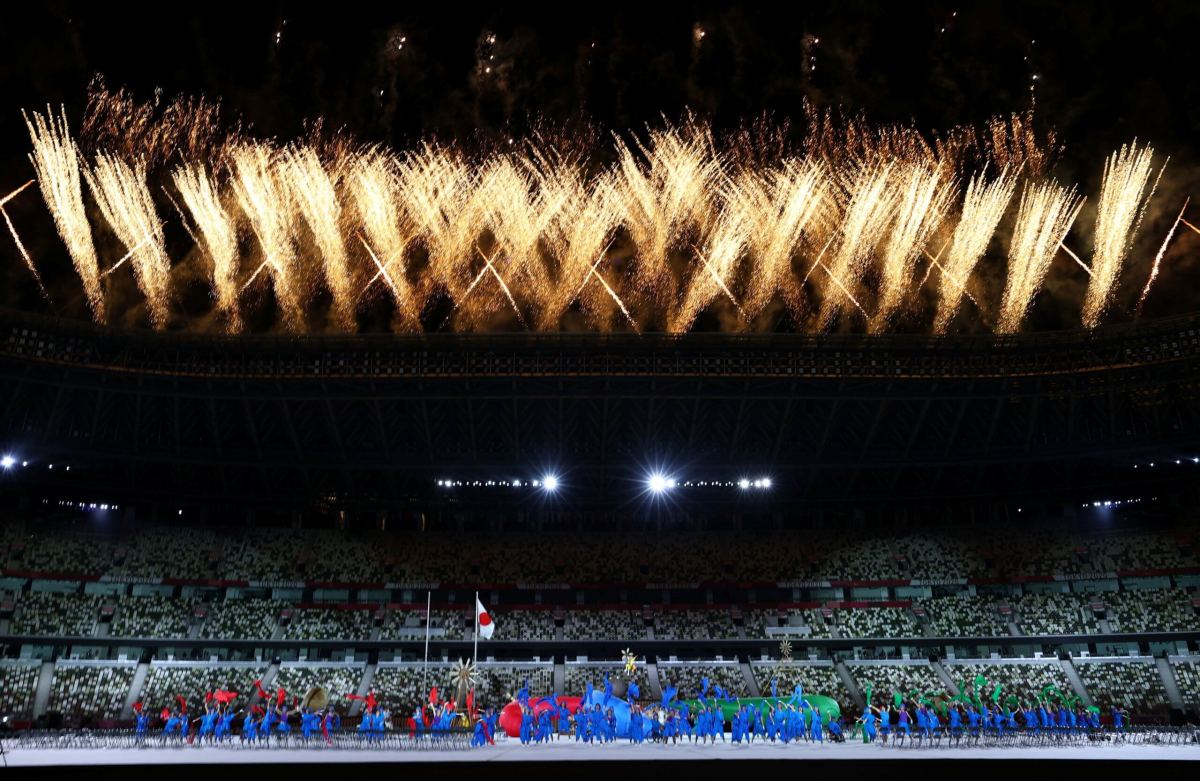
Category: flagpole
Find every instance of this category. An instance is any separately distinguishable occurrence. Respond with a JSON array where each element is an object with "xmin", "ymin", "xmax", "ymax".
[
  {"xmin": 472, "ymin": 590, "xmax": 480, "ymax": 723},
  {"xmin": 422, "ymin": 590, "xmax": 431, "ymax": 695}
]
